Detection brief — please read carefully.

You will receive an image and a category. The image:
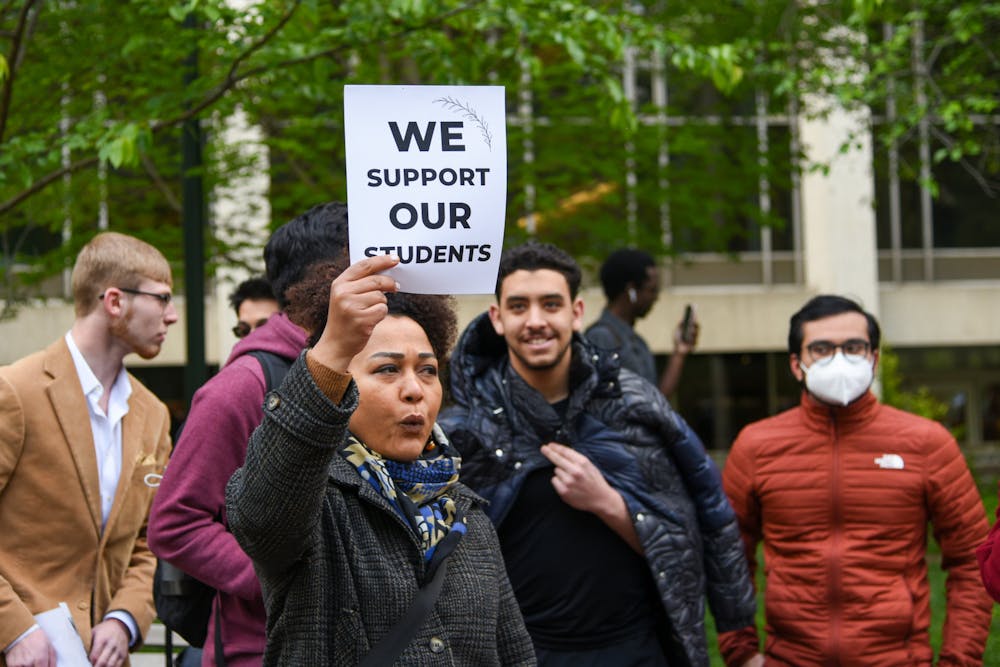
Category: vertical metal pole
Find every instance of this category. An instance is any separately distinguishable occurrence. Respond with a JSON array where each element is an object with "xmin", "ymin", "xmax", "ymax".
[
  {"xmin": 182, "ymin": 13, "xmax": 207, "ymax": 404},
  {"xmin": 912, "ymin": 18, "xmax": 934, "ymax": 280},
  {"xmin": 518, "ymin": 55, "xmax": 536, "ymax": 235},
  {"xmin": 884, "ymin": 23, "xmax": 903, "ymax": 283},
  {"xmin": 756, "ymin": 87, "xmax": 773, "ymax": 285},
  {"xmin": 651, "ymin": 46, "xmax": 671, "ymax": 251},
  {"xmin": 788, "ymin": 93, "xmax": 803, "ymax": 285},
  {"xmin": 622, "ymin": 41, "xmax": 637, "ymax": 242}
]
